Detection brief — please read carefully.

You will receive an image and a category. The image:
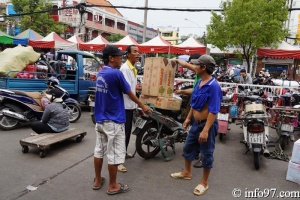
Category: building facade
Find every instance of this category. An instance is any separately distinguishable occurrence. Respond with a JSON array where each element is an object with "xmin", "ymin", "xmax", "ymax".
[
  {"xmin": 158, "ymin": 27, "xmax": 179, "ymax": 45},
  {"xmin": 127, "ymin": 21, "xmax": 158, "ymax": 43}
]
